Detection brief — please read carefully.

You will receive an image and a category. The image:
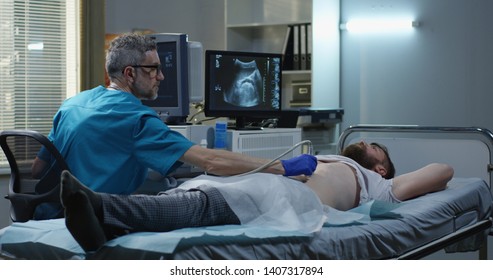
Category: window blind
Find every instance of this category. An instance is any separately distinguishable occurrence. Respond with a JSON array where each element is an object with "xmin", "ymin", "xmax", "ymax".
[{"xmin": 0, "ymin": 0, "xmax": 79, "ymax": 168}]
